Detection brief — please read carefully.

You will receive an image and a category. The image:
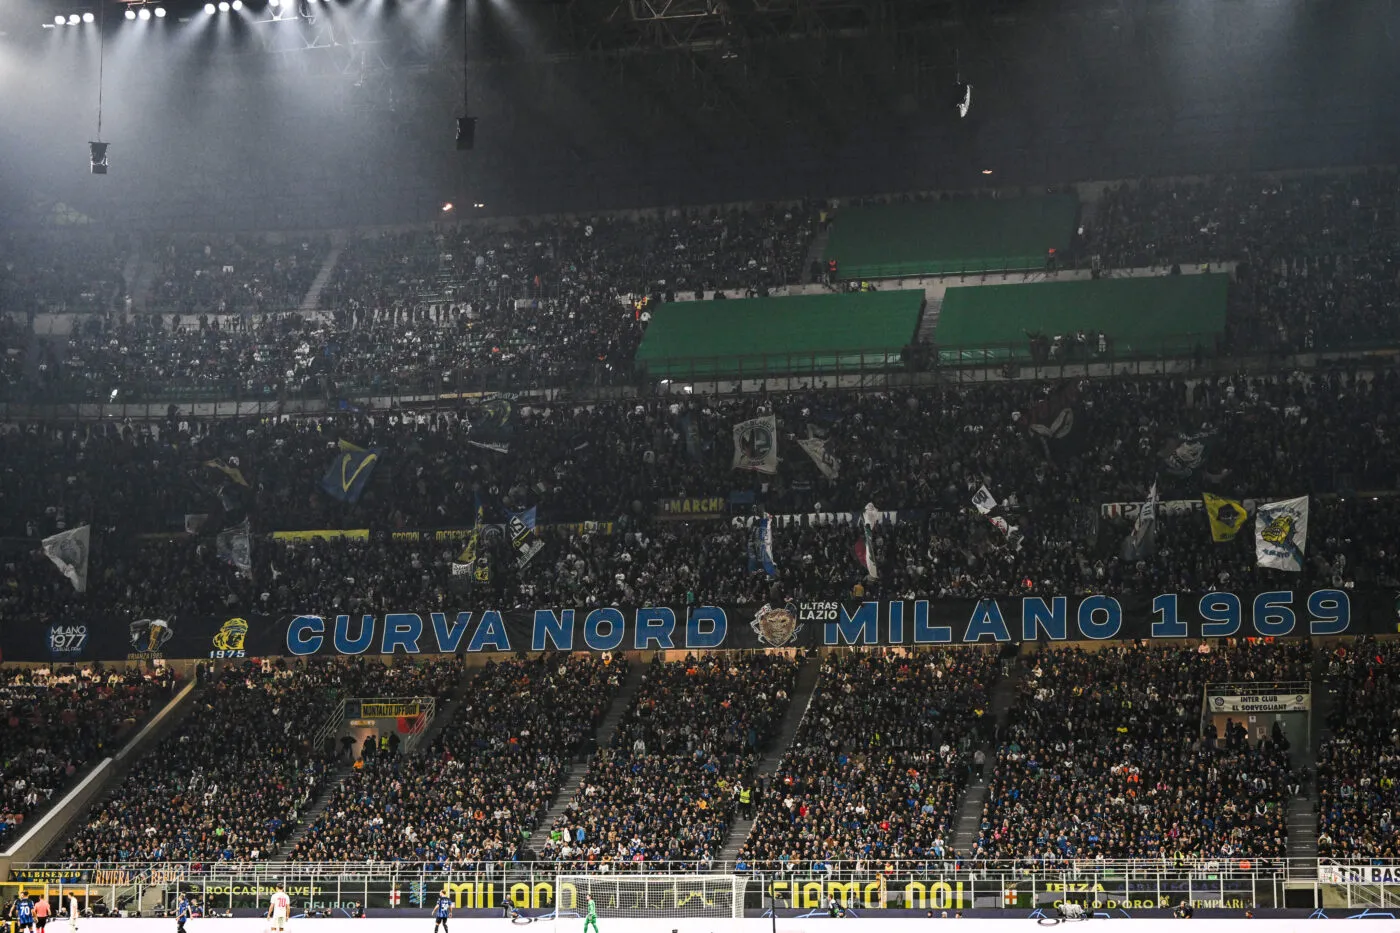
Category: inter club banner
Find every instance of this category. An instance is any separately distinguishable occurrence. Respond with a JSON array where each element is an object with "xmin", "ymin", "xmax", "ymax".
[{"xmin": 3, "ymin": 588, "xmax": 1390, "ymax": 661}]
